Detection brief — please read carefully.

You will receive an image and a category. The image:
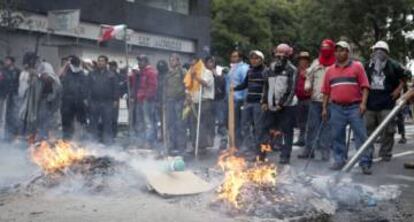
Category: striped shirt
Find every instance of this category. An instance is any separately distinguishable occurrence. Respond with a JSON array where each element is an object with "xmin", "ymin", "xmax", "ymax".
[{"xmin": 321, "ymin": 60, "xmax": 370, "ymax": 104}]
